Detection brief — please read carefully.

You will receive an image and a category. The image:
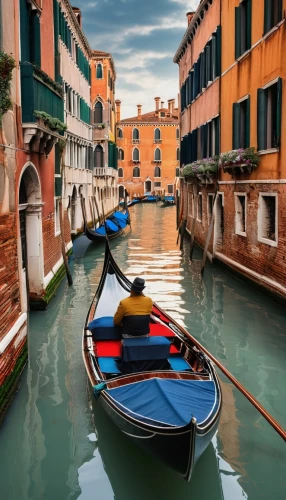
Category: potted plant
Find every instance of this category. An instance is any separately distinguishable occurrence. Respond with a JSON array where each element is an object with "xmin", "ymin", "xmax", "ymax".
[{"xmin": 220, "ymin": 147, "xmax": 260, "ymax": 174}]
